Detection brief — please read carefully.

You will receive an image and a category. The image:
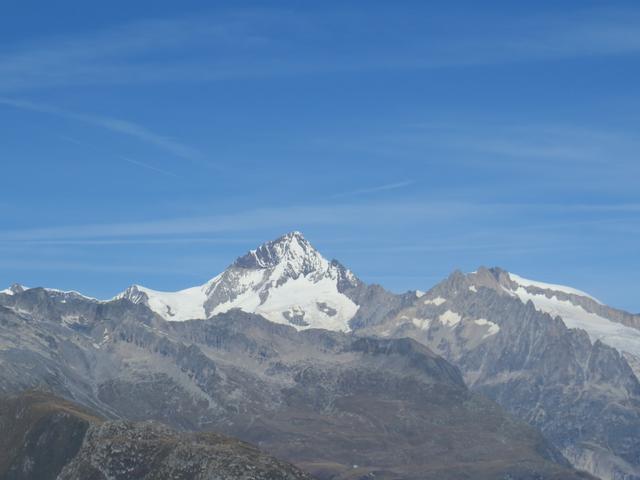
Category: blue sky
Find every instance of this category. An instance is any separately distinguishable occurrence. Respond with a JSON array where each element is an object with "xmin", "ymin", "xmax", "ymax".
[{"xmin": 1, "ymin": 1, "xmax": 639, "ymax": 311}]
